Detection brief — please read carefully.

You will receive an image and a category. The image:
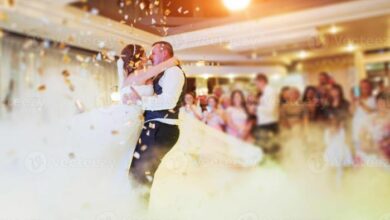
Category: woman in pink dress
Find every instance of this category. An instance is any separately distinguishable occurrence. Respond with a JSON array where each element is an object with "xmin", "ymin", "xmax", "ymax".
[
  {"xmin": 225, "ymin": 90, "xmax": 249, "ymax": 139},
  {"xmin": 202, "ymin": 96, "xmax": 225, "ymax": 132}
]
